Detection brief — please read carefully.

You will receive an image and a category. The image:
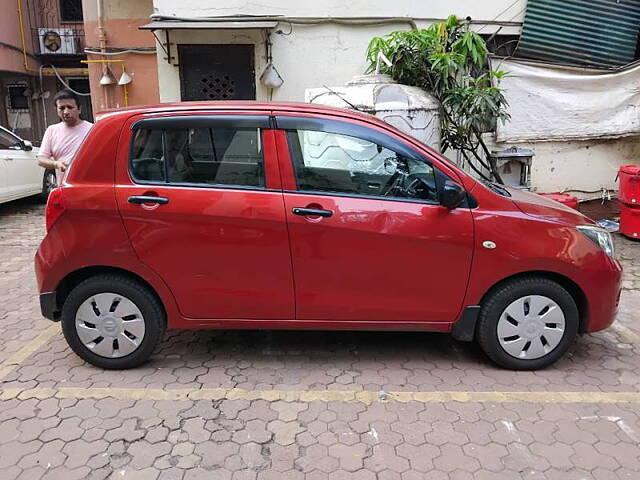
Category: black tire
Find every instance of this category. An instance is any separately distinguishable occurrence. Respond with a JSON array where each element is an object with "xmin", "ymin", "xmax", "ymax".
[
  {"xmin": 40, "ymin": 169, "xmax": 57, "ymax": 203},
  {"xmin": 61, "ymin": 275, "xmax": 166, "ymax": 369},
  {"xmin": 477, "ymin": 276, "xmax": 579, "ymax": 370}
]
